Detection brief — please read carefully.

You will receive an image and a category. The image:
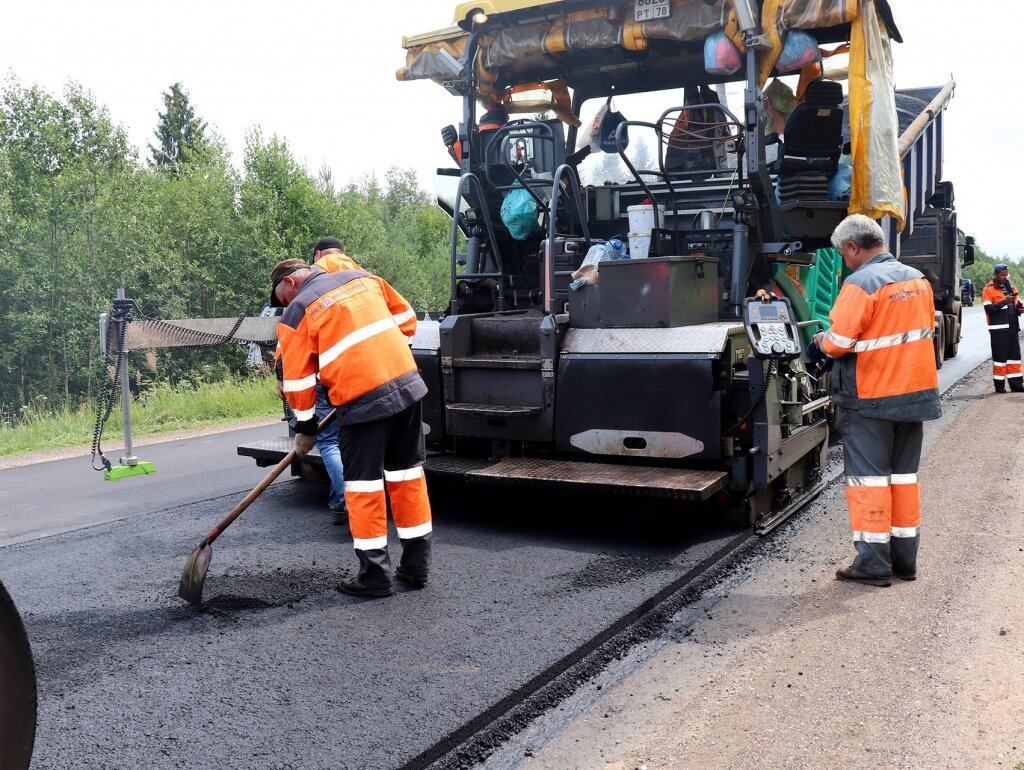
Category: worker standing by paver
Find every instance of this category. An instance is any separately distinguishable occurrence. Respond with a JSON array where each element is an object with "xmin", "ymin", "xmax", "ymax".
[
  {"xmin": 306, "ymin": 236, "xmax": 364, "ymax": 524},
  {"xmin": 813, "ymin": 214, "xmax": 941, "ymax": 587},
  {"xmin": 270, "ymin": 258, "xmax": 432, "ymax": 598},
  {"xmin": 981, "ymin": 263, "xmax": 1024, "ymax": 393}
]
